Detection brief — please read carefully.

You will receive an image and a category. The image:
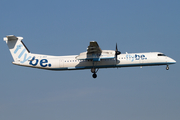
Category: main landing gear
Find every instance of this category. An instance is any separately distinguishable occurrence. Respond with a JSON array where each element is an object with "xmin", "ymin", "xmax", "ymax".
[
  {"xmin": 91, "ymin": 68, "xmax": 99, "ymax": 78},
  {"xmin": 166, "ymin": 65, "xmax": 169, "ymax": 70}
]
